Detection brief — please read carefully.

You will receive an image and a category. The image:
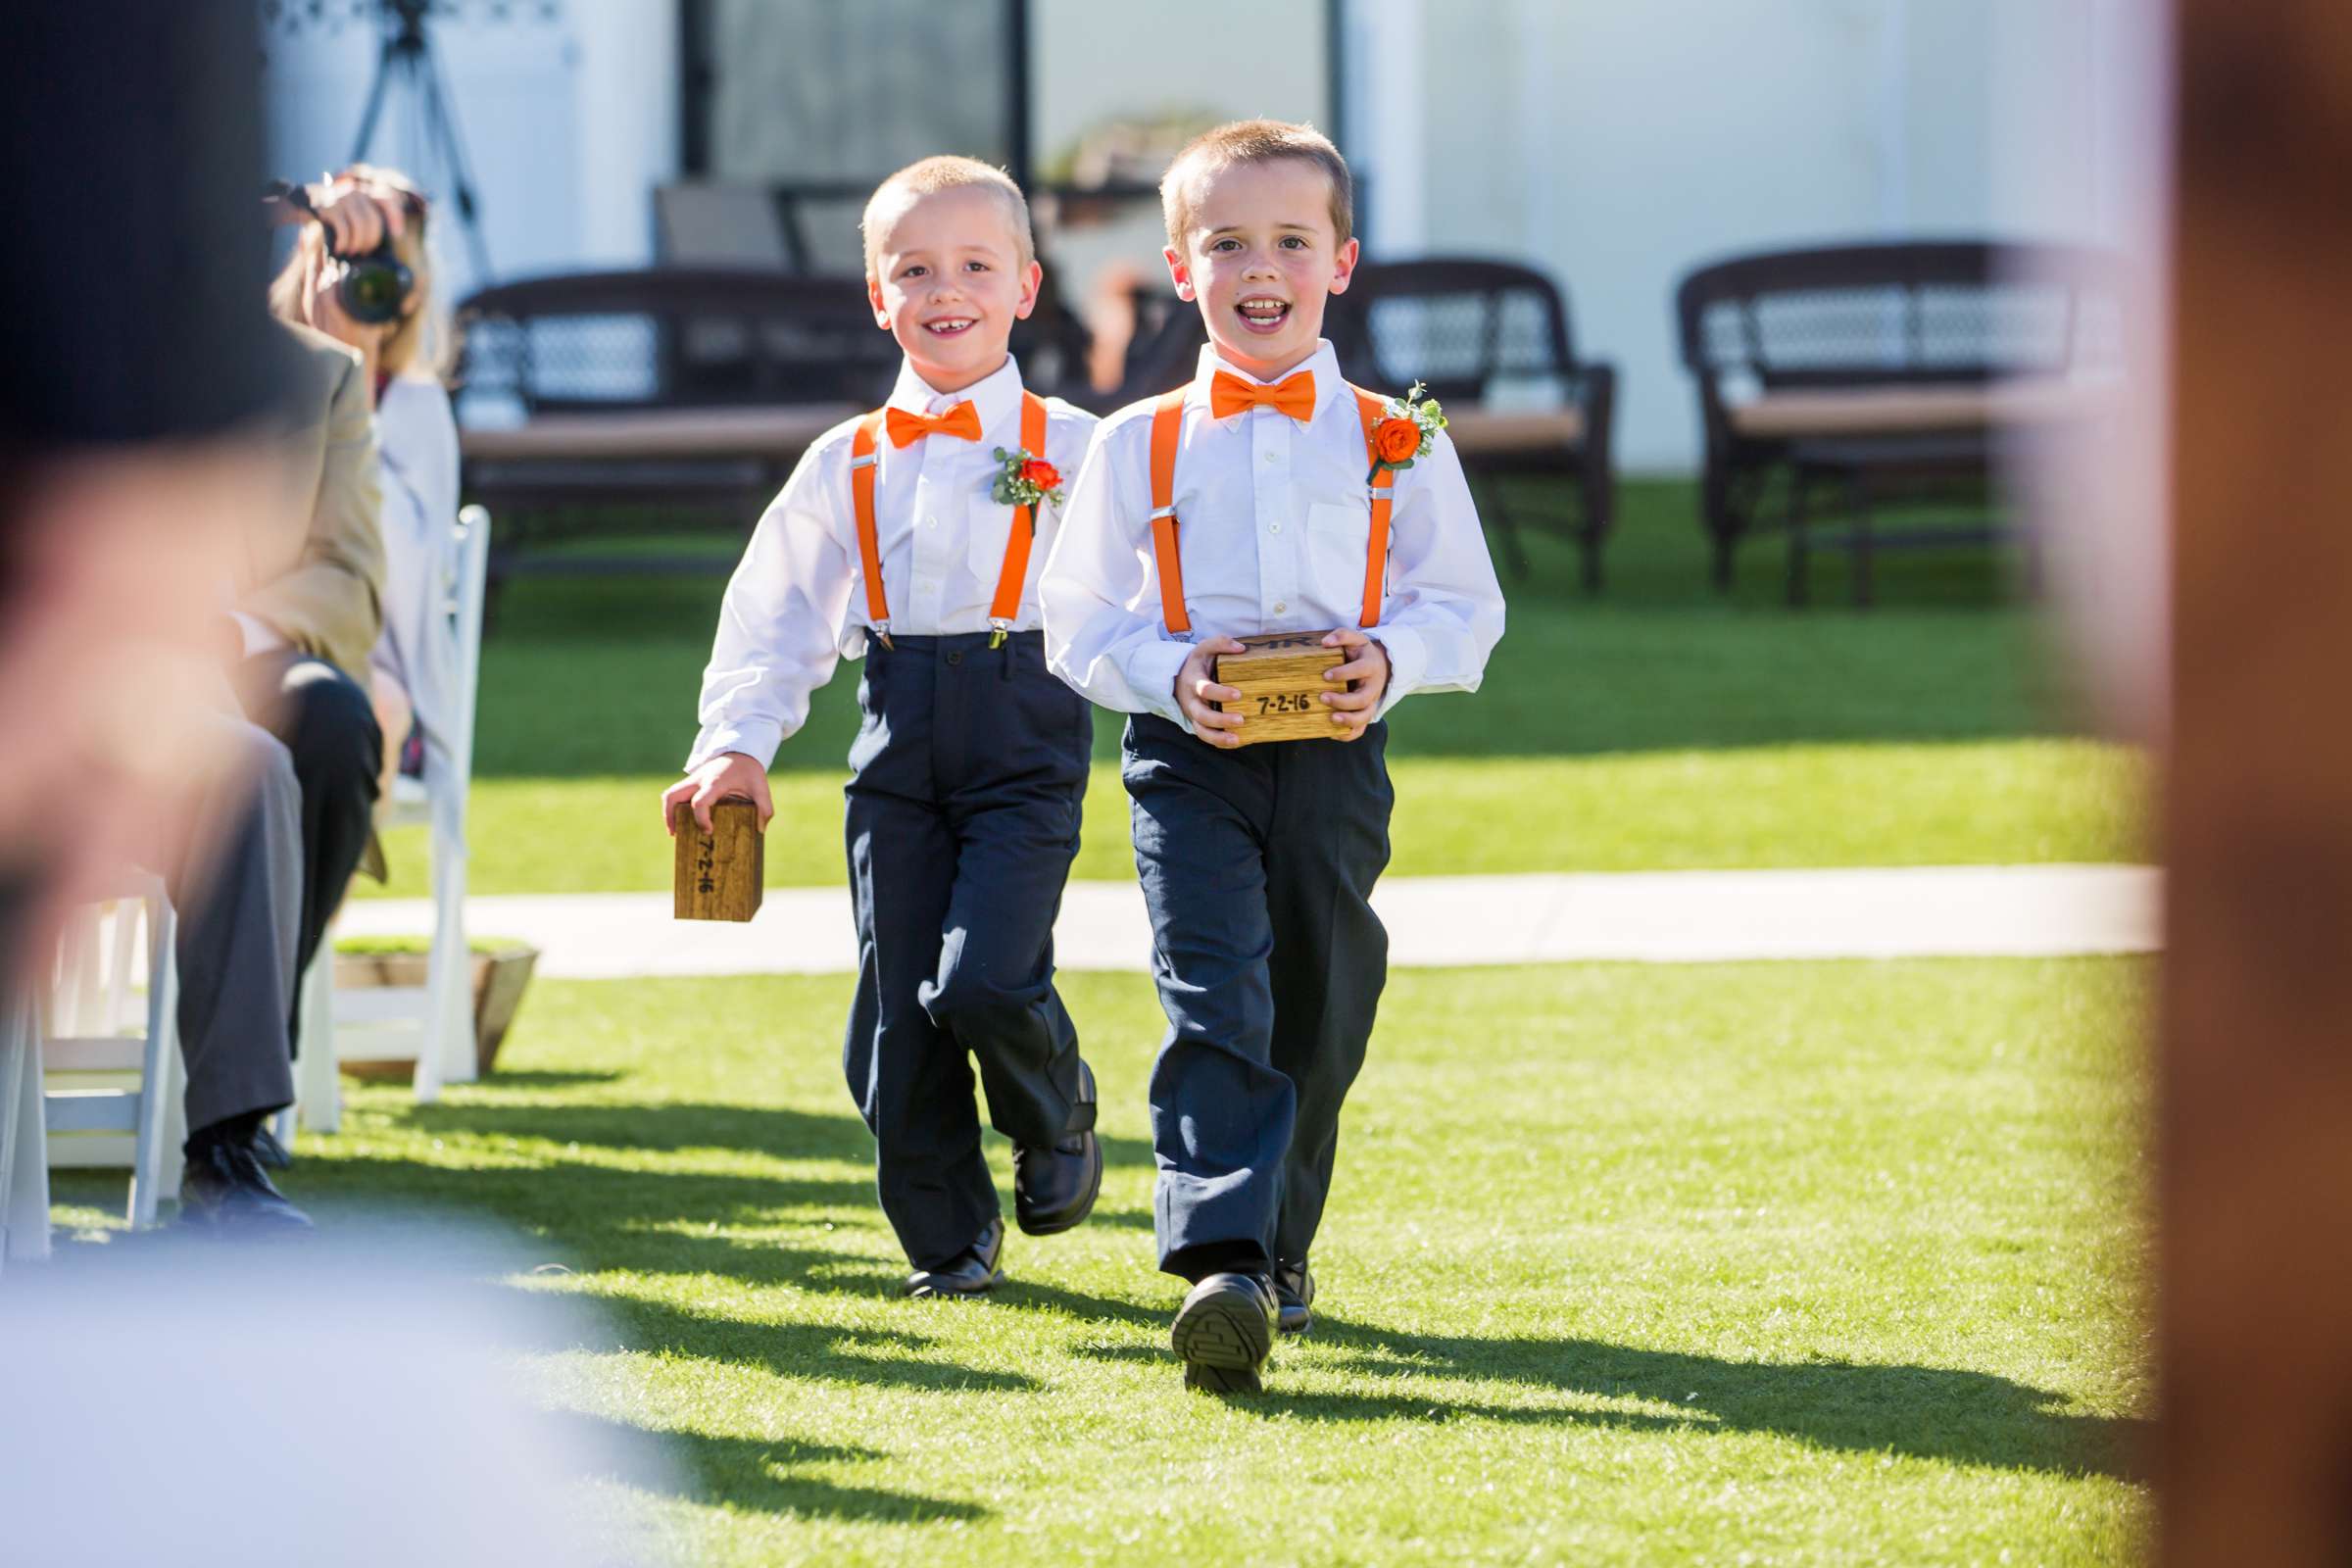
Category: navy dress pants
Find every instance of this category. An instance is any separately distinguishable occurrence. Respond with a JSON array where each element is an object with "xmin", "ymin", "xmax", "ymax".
[
  {"xmin": 843, "ymin": 631, "xmax": 1095, "ymax": 1270},
  {"xmin": 1121, "ymin": 713, "xmax": 1394, "ymax": 1281}
]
